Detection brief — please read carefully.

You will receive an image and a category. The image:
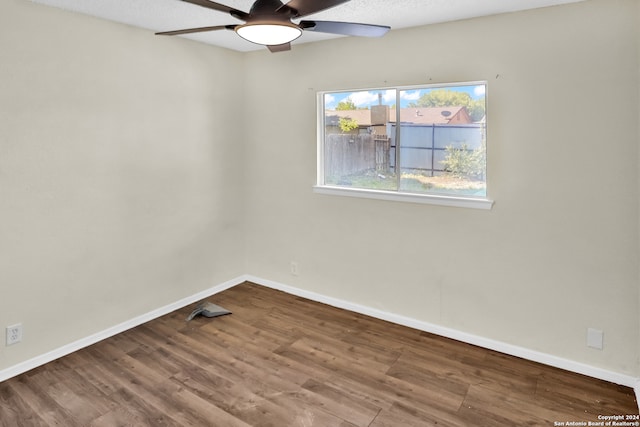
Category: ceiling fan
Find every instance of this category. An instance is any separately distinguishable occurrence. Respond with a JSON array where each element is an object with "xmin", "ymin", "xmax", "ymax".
[{"xmin": 156, "ymin": 0, "xmax": 390, "ymax": 52}]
